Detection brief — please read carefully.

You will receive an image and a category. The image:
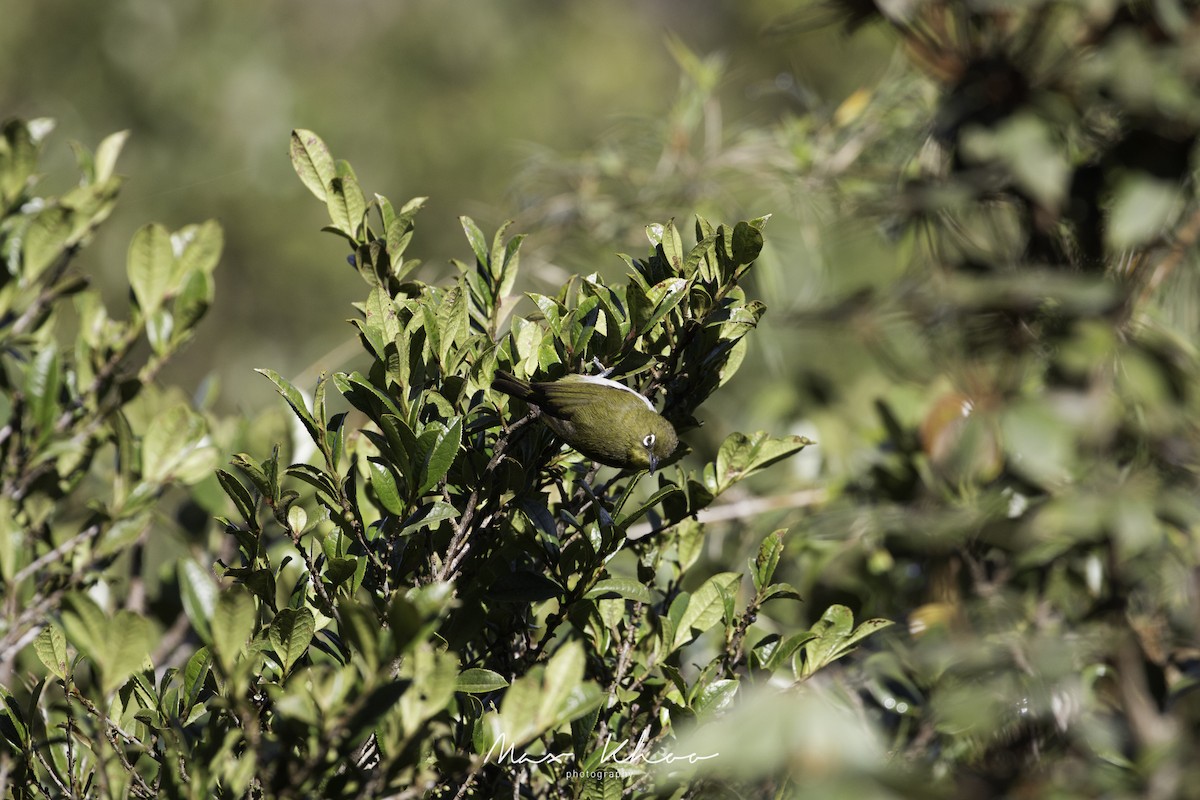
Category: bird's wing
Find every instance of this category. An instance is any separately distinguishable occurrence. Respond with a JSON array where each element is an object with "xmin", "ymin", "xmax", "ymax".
[{"xmin": 551, "ymin": 375, "xmax": 655, "ymax": 411}]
